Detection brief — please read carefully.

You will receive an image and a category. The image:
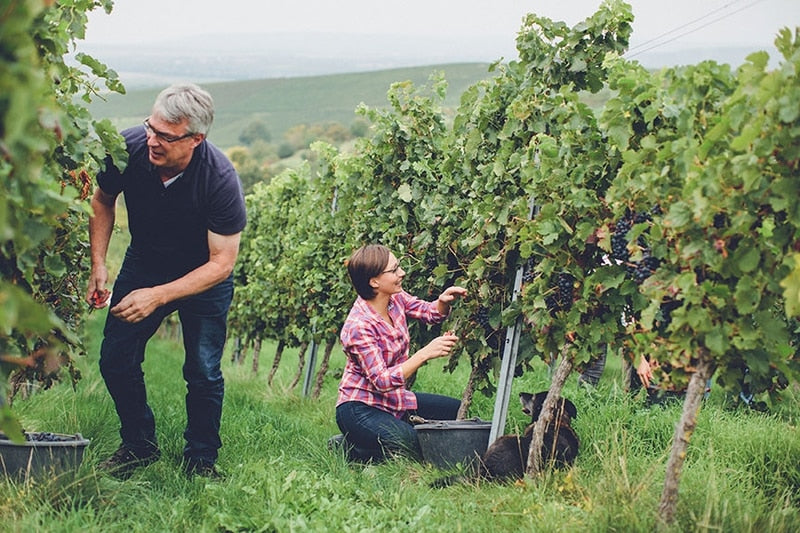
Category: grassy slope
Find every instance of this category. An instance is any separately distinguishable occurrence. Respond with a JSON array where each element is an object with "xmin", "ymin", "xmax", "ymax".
[
  {"xmin": 88, "ymin": 63, "xmax": 496, "ymax": 150},
  {"xmin": 1, "ymin": 315, "xmax": 798, "ymax": 532}
]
